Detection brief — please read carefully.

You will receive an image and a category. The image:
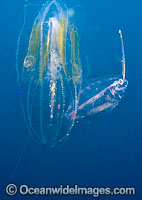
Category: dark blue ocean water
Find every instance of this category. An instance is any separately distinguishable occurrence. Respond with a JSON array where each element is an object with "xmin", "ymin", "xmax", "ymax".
[{"xmin": 0, "ymin": 0, "xmax": 142, "ymax": 199}]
